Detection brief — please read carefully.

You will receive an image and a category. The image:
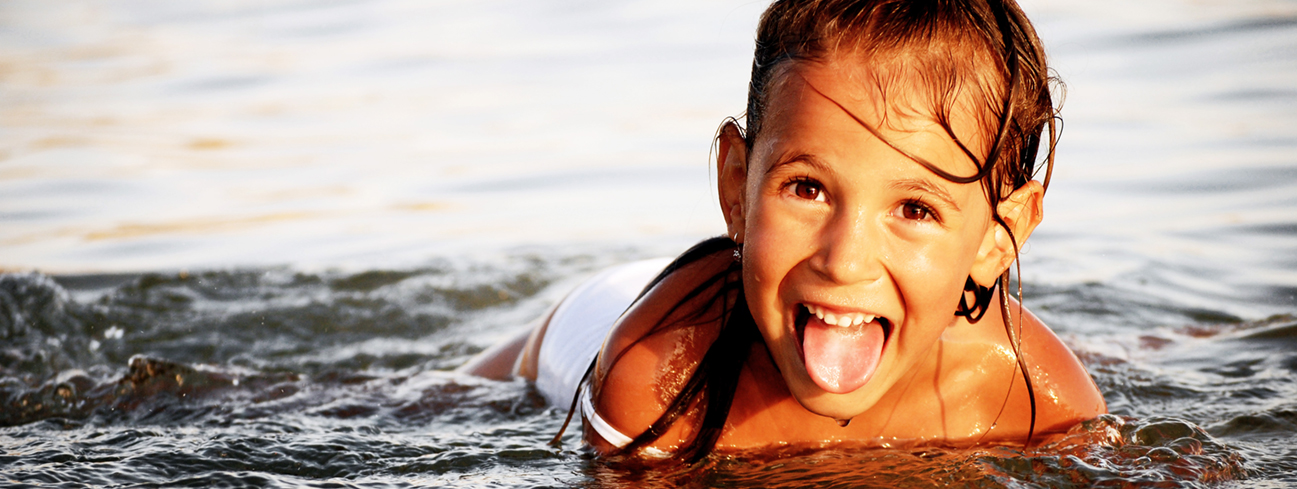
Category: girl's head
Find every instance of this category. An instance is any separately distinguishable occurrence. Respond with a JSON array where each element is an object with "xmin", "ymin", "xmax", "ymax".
[
  {"xmin": 745, "ymin": 0, "xmax": 1055, "ymax": 195},
  {"xmin": 715, "ymin": 0, "xmax": 1057, "ymax": 420}
]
